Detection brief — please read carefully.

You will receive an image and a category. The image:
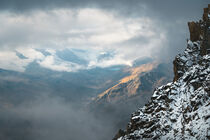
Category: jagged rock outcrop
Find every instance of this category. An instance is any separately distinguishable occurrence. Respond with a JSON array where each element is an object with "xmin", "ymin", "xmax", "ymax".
[
  {"xmin": 174, "ymin": 4, "xmax": 210, "ymax": 81},
  {"xmin": 114, "ymin": 5, "xmax": 210, "ymax": 140}
]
